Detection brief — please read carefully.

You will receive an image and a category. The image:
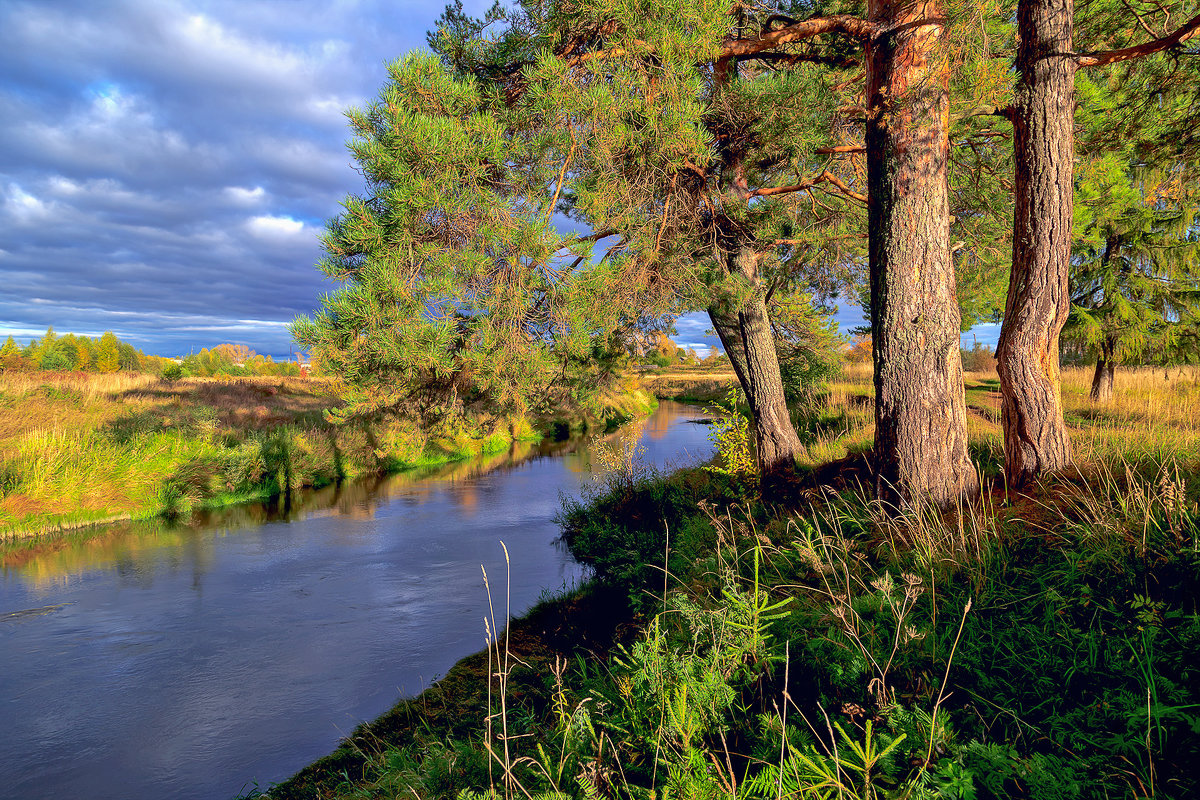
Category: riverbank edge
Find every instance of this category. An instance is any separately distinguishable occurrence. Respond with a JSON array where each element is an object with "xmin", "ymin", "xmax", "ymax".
[
  {"xmin": 0, "ymin": 389, "xmax": 658, "ymax": 542},
  {"xmin": 259, "ymin": 578, "xmax": 638, "ymax": 800},
  {"xmin": 259, "ymin": 458, "xmax": 1200, "ymax": 799}
]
